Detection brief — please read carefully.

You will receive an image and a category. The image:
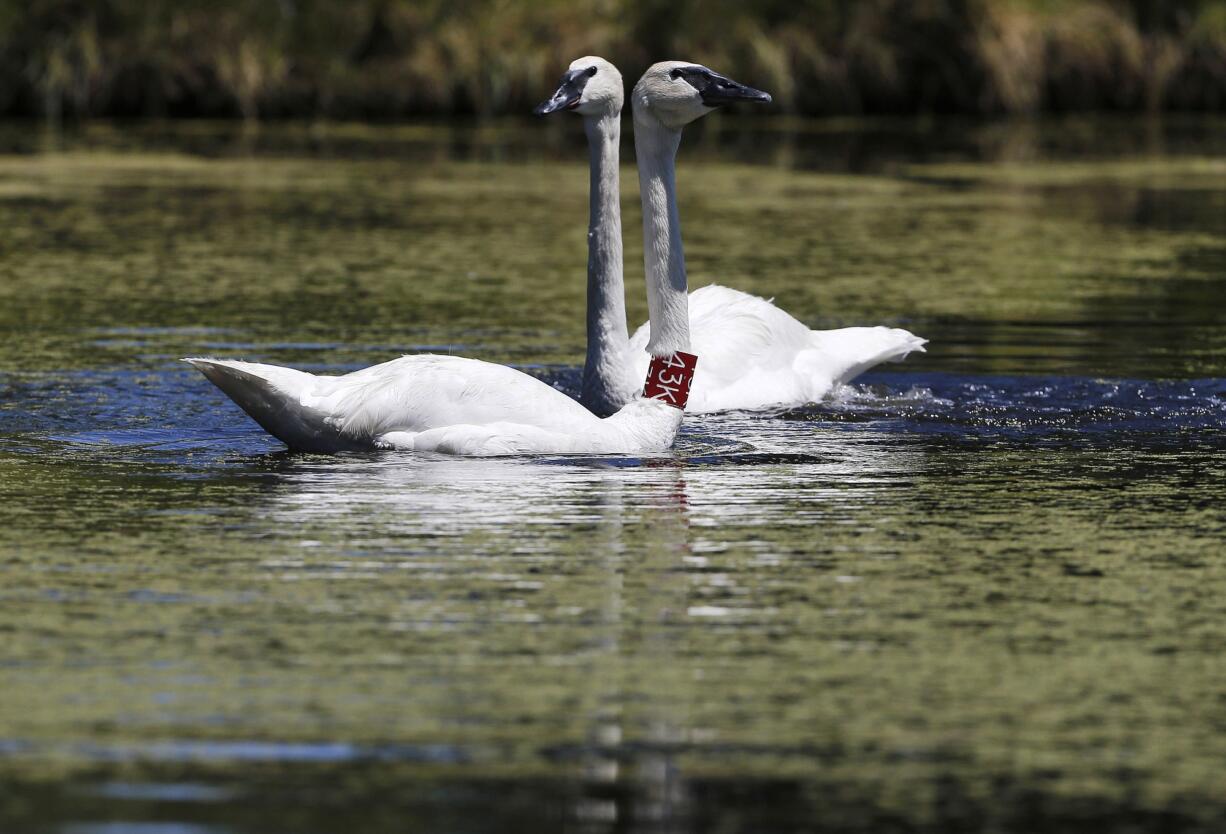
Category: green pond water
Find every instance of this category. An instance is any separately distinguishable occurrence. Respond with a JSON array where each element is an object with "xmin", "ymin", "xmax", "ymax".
[{"xmin": 1, "ymin": 116, "xmax": 1225, "ymax": 833}]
